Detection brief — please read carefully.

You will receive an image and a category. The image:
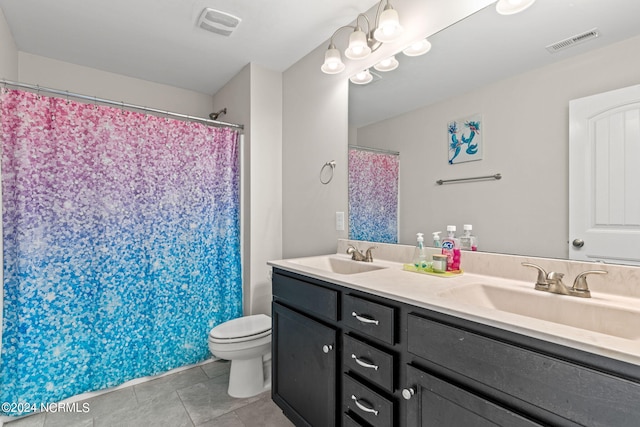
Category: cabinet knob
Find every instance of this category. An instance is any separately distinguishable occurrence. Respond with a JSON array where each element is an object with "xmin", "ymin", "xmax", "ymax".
[
  {"xmin": 322, "ymin": 344, "xmax": 333, "ymax": 353},
  {"xmin": 402, "ymin": 388, "xmax": 415, "ymax": 400},
  {"xmin": 572, "ymin": 238, "xmax": 585, "ymax": 248}
]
